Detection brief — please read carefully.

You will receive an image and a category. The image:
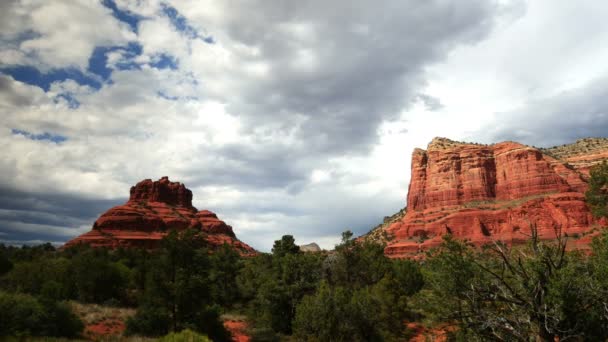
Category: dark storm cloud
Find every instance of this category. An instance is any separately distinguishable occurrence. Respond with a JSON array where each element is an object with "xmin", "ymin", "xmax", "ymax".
[
  {"xmin": 209, "ymin": 0, "xmax": 502, "ymax": 156},
  {"xmin": 0, "ymin": 186, "xmax": 123, "ymax": 244},
  {"xmin": 474, "ymin": 77, "xmax": 608, "ymax": 147}
]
